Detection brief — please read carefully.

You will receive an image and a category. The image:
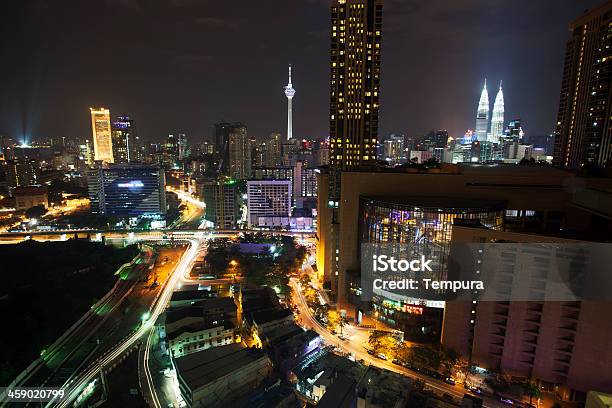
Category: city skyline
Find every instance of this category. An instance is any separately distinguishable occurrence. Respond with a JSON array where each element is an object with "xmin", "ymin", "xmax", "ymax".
[
  {"xmin": 0, "ymin": 0, "xmax": 604, "ymax": 144},
  {"xmin": 1, "ymin": 1, "xmax": 612, "ymax": 407}
]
